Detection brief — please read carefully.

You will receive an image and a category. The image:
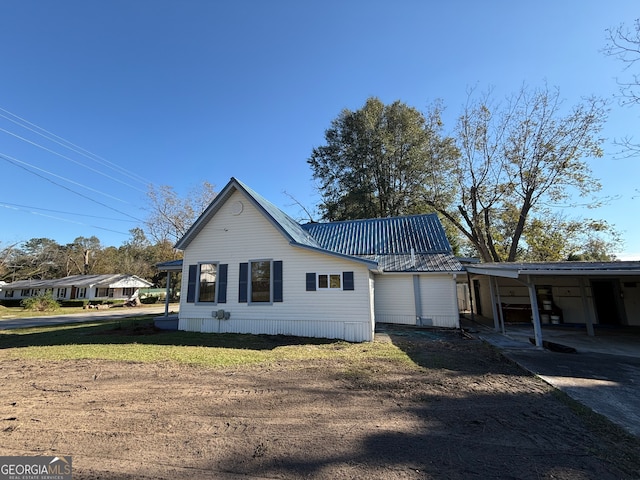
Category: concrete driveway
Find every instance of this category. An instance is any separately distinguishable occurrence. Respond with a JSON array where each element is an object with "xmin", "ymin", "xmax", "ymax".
[
  {"xmin": 0, "ymin": 305, "xmax": 177, "ymax": 330},
  {"xmin": 467, "ymin": 321, "xmax": 640, "ymax": 438}
]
